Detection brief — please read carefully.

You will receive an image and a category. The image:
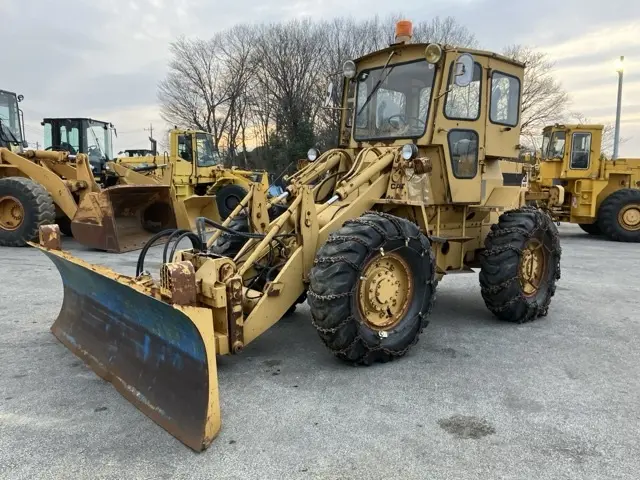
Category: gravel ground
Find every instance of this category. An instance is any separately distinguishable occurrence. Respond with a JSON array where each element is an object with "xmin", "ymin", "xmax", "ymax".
[{"xmin": 0, "ymin": 223, "xmax": 639, "ymax": 480}]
